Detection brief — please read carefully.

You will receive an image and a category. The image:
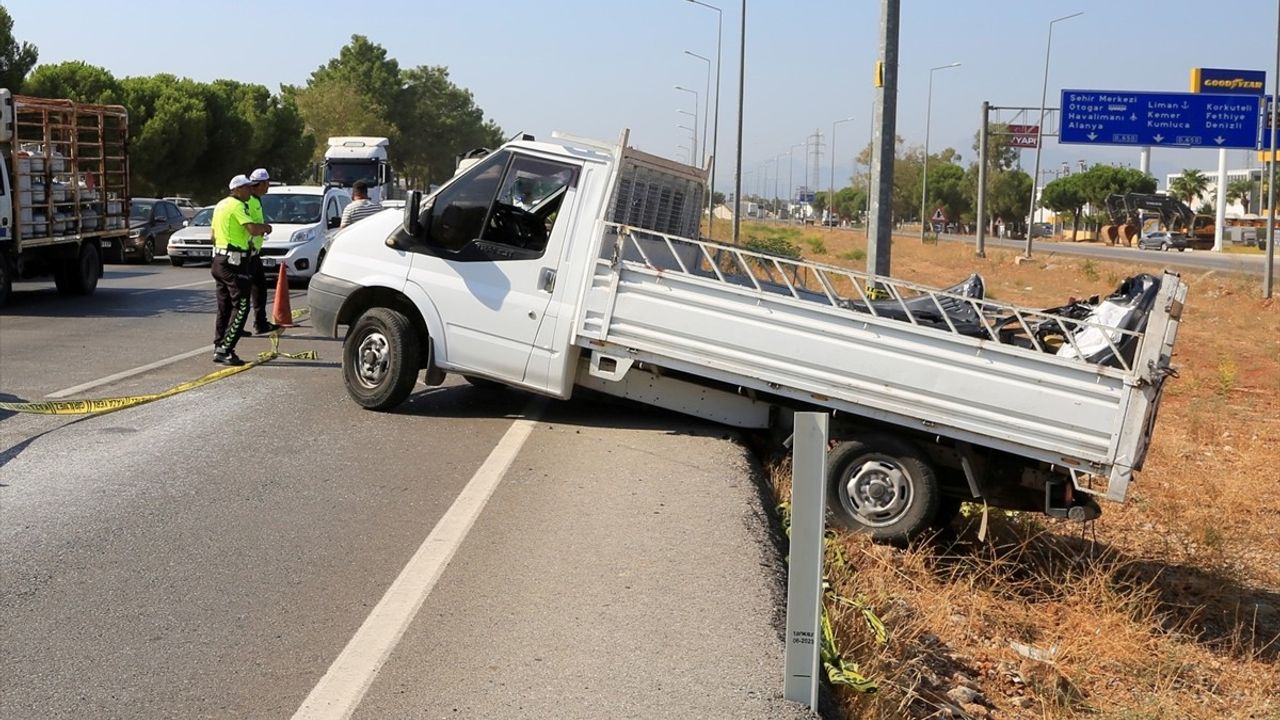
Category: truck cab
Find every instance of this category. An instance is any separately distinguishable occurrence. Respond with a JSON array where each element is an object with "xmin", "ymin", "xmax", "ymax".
[{"xmin": 322, "ymin": 137, "xmax": 392, "ymax": 204}]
